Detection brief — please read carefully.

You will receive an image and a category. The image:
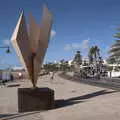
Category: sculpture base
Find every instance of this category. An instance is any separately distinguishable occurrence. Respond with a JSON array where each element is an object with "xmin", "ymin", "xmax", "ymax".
[{"xmin": 18, "ymin": 87, "xmax": 54, "ymax": 112}]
